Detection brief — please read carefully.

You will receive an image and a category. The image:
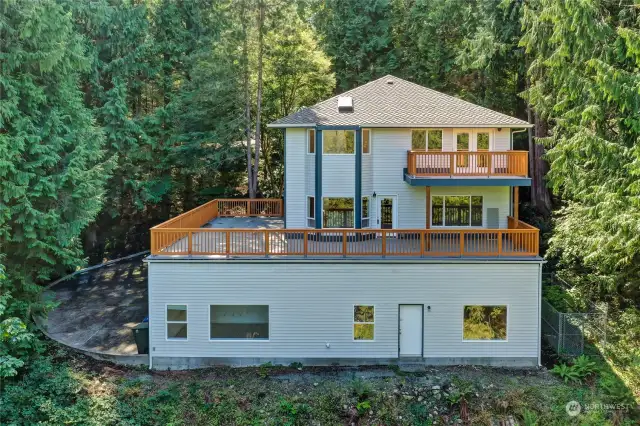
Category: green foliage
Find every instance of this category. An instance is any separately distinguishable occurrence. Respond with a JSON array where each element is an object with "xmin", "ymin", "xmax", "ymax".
[
  {"xmin": 521, "ymin": 408, "xmax": 539, "ymax": 426},
  {"xmin": 279, "ymin": 398, "xmax": 311, "ymax": 425},
  {"xmin": 598, "ymin": 371, "xmax": 636, "ymax": 407},
  {"xmin": 355, "ymin": 399, "xmax": 371, "ymax": 416},
  {"xmin": 0, "ymin": 284, "xmax": 39, "ymax": 378},
  {"xmin": 351, "ymin": 378, "xmax": 372, "ymax": 401},
  {"xmin": 551, "ymin": 356, "xmax": 599, "ymax": 384},
  {"xmin": 0, "ymin": 0, "xmax": 110, "ymax": 318},
  {"xmin": 550, "ymin": 363, "xmax": 582, "ymax": 383}
]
